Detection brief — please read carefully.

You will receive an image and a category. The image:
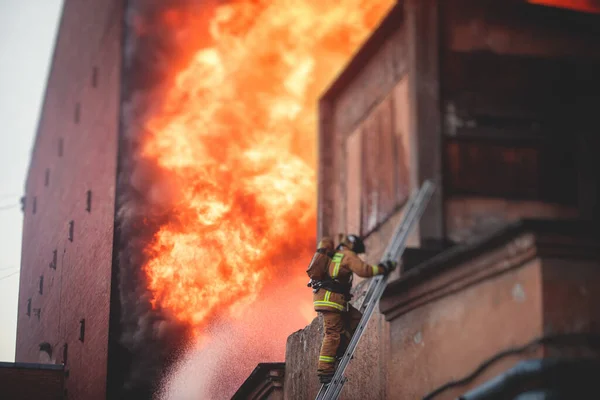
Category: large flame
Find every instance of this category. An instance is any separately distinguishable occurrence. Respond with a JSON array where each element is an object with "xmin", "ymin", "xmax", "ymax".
[
  {"xmin": 140, "ymin": 0, "xmax": 394, "ymax": 335},
  {"xmin": 528, "ymin": 0, "xmax": 600, "ymax": 13}
]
